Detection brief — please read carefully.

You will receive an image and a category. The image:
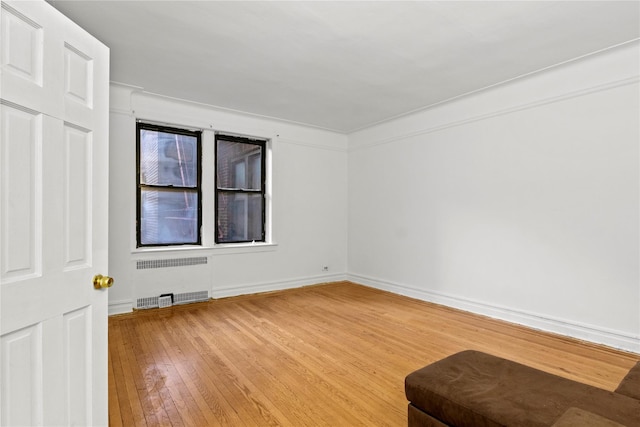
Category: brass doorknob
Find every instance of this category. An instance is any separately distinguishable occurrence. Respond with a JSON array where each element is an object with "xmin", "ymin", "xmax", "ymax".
[{"xmin": 93, "ymin": 274, "xmax": 114, "ymax": 289}]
